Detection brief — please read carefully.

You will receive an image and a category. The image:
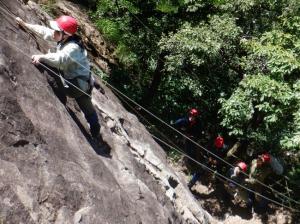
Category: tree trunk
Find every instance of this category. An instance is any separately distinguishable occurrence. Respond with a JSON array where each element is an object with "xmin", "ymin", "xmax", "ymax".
[{"xmin": 142, "ymin": 53, "xmax": 166, "ymax": 107}]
